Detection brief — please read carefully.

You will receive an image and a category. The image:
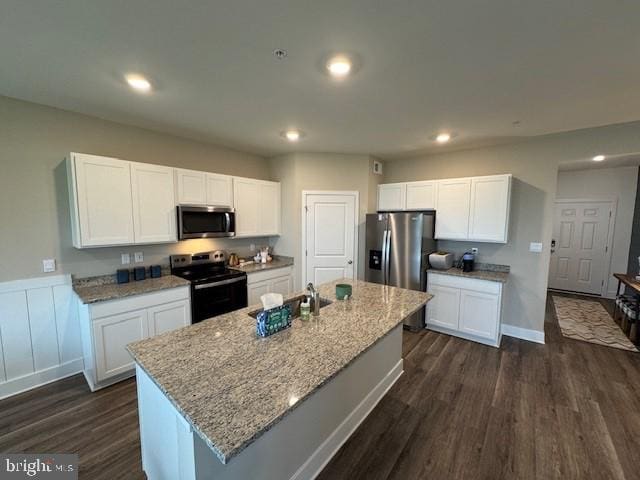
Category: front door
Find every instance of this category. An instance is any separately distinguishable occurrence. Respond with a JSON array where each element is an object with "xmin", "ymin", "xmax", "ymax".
[
  {"xmin": 304, "ymin": 192, "xmax": 357, "ymax": 286},
  {"xmin": 548, "ymin": 201, "xmax": 612, "ymax": 295}
]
